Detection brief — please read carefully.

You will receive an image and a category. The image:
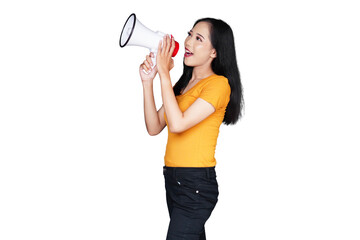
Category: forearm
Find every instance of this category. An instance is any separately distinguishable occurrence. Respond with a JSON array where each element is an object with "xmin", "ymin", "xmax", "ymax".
[
  {"xmin": 142, "ymin": 82, "xmax": 161, "ymax": 135},
  {"xmin": 159, "ymin": 72, "xmax": 183, "ymax": 132}
]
